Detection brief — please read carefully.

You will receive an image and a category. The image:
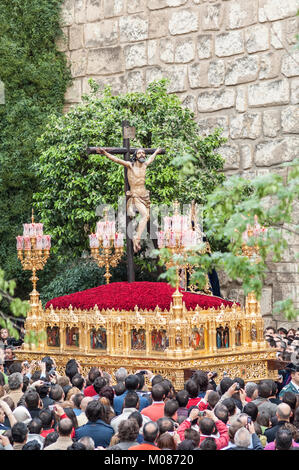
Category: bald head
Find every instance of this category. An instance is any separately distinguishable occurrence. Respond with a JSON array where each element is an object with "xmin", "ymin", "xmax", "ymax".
[
  {"xmin": 58, "ymin": 418, "xmax": 73, "ymax": 436},
  {"xmin": 276, "ymin": 403, "xmax": 291, "ymax": 421},
  {"xmin": 143, "ymin": 421, "xmax": 159, "ymax": 443},
  {"xmin": 80, "ymin": 396, "xmax": 93, "ymax": 412}
]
